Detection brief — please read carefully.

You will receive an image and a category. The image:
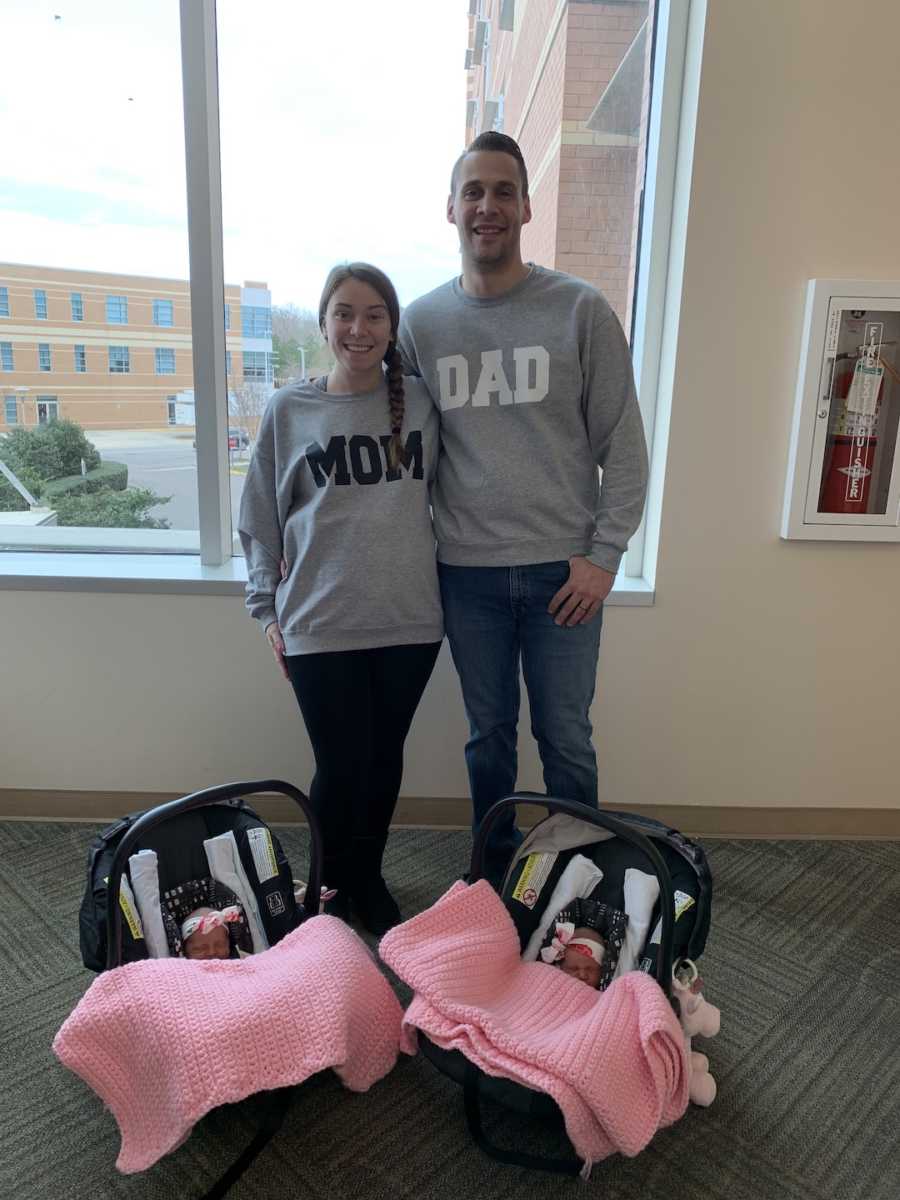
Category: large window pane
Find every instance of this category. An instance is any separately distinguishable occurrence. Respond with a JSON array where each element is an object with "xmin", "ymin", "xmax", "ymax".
[
  {"xmin": 0, "ymin": 1, "xmax": 200, "ymax": 547},
  {"xmin": 216, "ymin": 0, "xmax": 465, "ymax": 544}
]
